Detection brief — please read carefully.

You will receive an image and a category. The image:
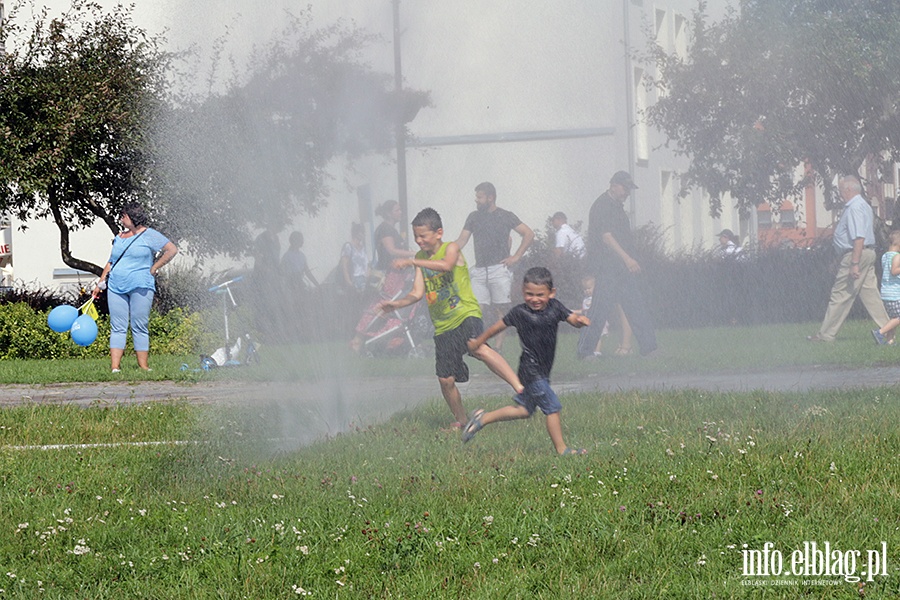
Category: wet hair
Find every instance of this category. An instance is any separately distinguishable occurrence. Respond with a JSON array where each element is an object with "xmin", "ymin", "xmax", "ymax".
[
  {"xmin": 474, "ymin": 181, "xmax": 496, "ymax": 199},
  {"xmin": 890, "ymin": 230, "xmax": 900, "ymax": 247},
  {"xmin": 351, "ymin": 222, "xmax": 364, "ymax": 240},
  {"xmin": 552, "ymin": 211, "xmax": 567, "ymax": 222},
  {"xmin": 289, "ymin": 231, "xmax": 304, "ymax": 248},
  {"xmin": 122, "ymin": 202, "xmax": 149, "ymax": 228},
  {"xmin": 411, "ymin": 207, "xmax": 442, "ymax": 232},
  {"xmin": 375, "ymin": 200, "xmax": 398, "ymax": 220},
  {"xmin": 523, "ymin": 266, "xmax": 553, "ymax": 290}
]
